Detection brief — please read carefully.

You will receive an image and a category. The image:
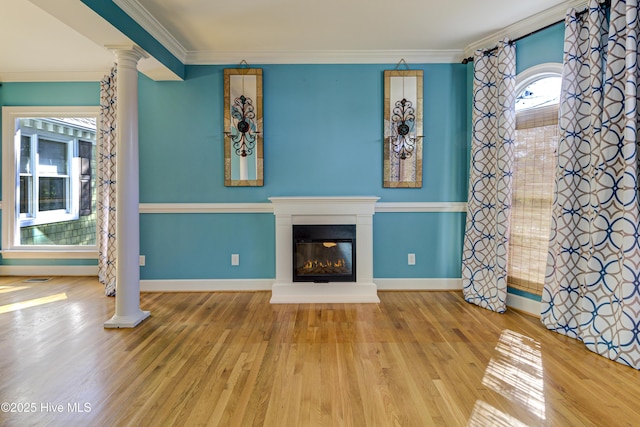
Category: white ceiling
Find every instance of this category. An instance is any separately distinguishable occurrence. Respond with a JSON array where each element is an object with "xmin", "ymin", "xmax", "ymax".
[
  {"xmin": 0, "ymin": 0, "xmax": 115, "ymax": 81},
  {"xmin": 134, "ymin": 0, "xmax": 566, "ymax": 51},
  {"xmin": 0, "ymin": 0, "xmax": 585, "ymax": 82}
]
